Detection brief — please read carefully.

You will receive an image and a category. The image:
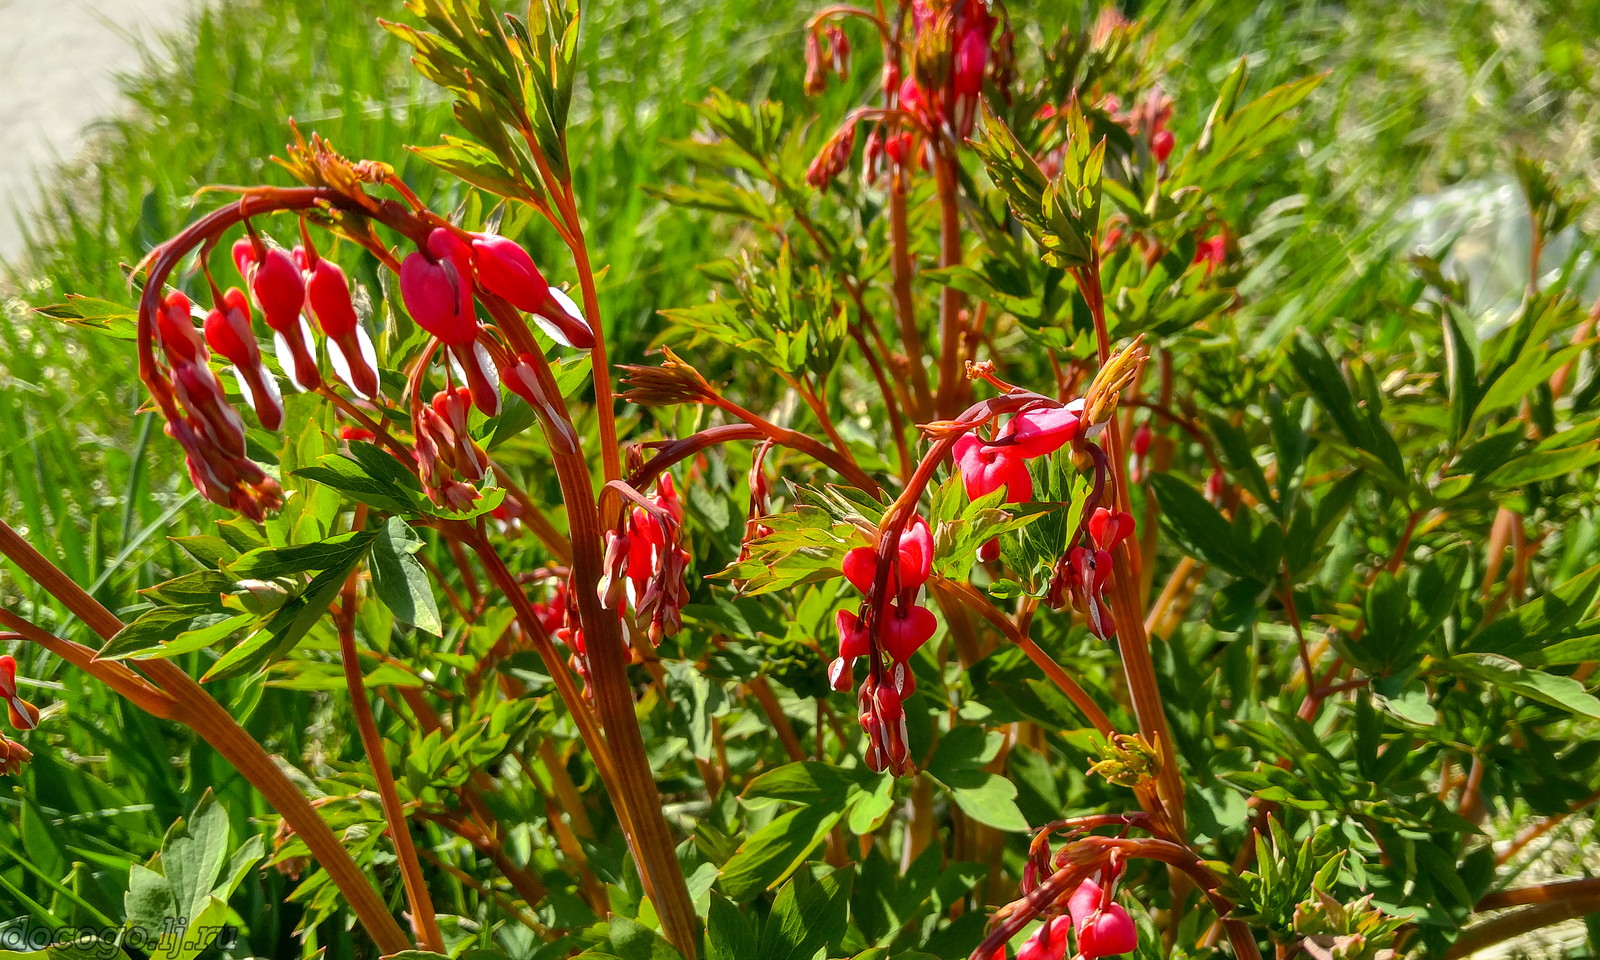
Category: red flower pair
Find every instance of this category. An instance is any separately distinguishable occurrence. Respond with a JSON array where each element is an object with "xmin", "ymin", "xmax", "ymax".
[
  {"xmin": 400, "ymin": 228, "xmax": 593, "ymax": 417},
  {"xmin": 1052, "ymin": 507, "xmax": 1136, "ymax": 641},
  {"xmin": 995, "ymin": 868, "xmax": 1138, "ymax": 960},
  {"xmin": 953, "ymin": 400, "xmax": 1096, "ymax": 560}
]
